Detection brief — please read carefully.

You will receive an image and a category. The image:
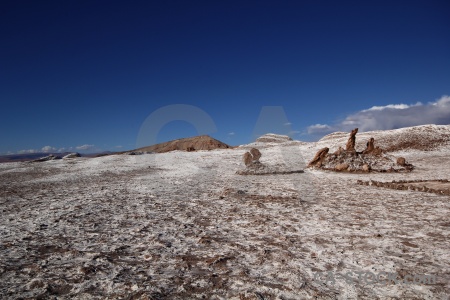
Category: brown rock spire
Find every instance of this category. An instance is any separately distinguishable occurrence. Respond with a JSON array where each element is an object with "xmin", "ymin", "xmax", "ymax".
[
  {"xmin": 362, "ymin": 137, "xmax": 375, "ymax": 154},
  {"xmin": 346, "ymin": 128, "xmax": 358, "ymax": 152},
  {"xmin": 308, "ymin": 147, "xmax": 329, "ymax": 167}
]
